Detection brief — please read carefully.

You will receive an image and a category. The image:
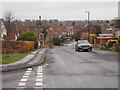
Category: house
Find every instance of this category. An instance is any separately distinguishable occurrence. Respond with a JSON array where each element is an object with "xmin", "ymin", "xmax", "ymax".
[
  {"xmin": 0, "ymin": 19, "xmax": 7, "ymax": 40},
  {"xmin": 94, "ymin": 34, "xmax": 118, "ymax": 45},
  {"xmin": 114, "ymin": 17, "xmax": 120, "ymax": 38}
]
